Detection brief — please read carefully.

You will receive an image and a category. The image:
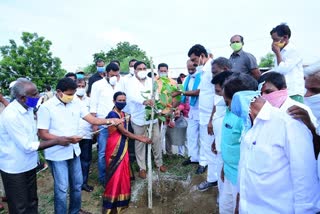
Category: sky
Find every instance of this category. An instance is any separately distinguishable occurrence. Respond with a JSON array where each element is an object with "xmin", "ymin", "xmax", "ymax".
[{"xmin": 0, "ymin": 0, "xmax": 319, "ymax": 75}]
